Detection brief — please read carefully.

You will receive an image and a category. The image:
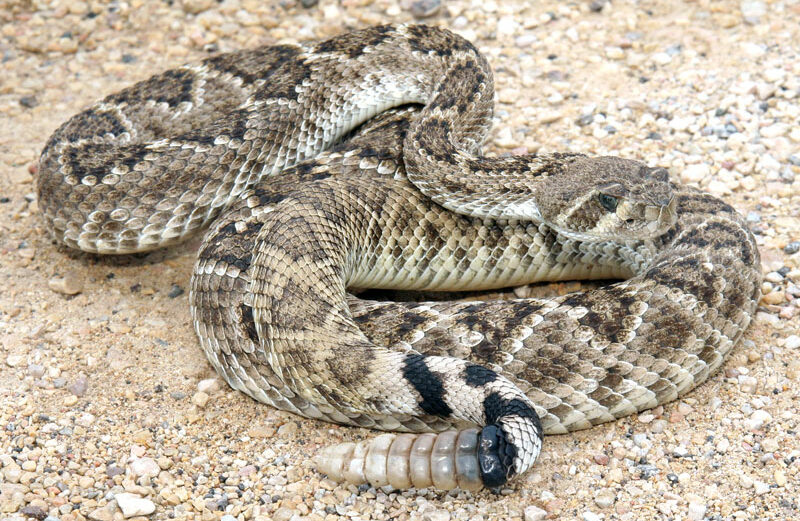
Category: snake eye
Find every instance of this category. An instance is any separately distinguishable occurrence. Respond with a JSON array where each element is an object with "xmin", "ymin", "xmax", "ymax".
[{"xmin": 598, "ymin": 193, "xmax": 618, "ymax": 212}]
